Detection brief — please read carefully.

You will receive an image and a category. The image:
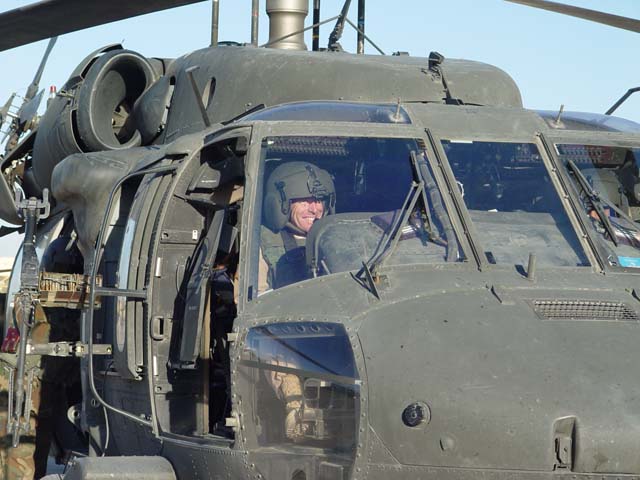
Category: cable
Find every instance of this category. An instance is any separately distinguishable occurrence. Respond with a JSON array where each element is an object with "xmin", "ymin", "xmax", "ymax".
[
  {"xmin": 87, "ymin": 165, "xmax": 177, "ymax": 428},
  {"xmin": 101, "ymin": 360, "xmax": 114, "ymax": 456}
]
